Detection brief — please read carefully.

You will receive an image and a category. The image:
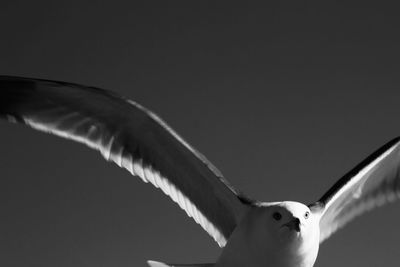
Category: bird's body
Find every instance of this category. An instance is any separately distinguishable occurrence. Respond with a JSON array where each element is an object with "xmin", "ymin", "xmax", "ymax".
[{"xmin": 1, "ymin": 76, "xmax": 400, "ymax": 267}]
